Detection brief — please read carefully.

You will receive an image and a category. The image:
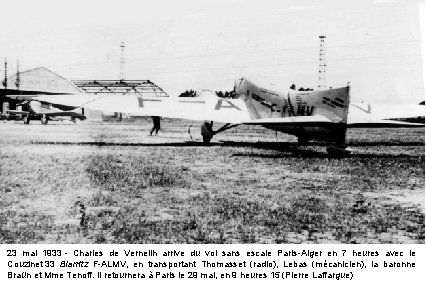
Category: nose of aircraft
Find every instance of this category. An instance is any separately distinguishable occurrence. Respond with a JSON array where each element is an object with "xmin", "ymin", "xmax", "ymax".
[{"xmin": 29, "ymin": 100, "xmax": 41, "ymax": 111}]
